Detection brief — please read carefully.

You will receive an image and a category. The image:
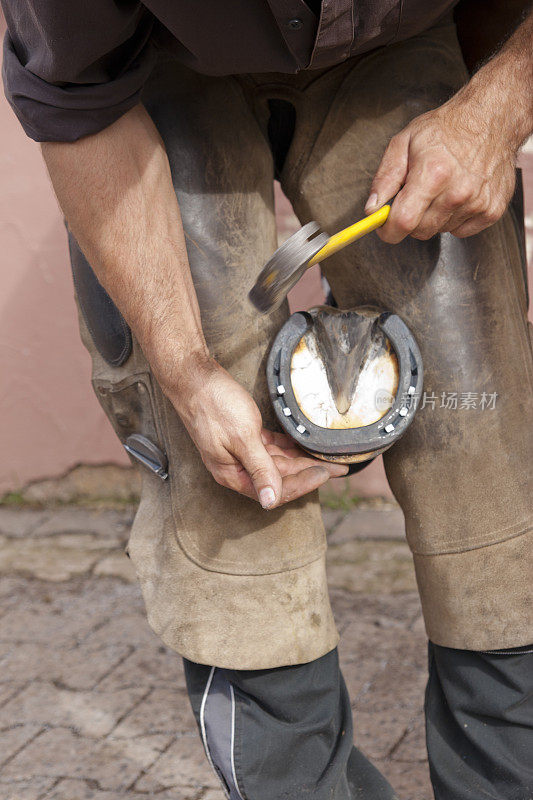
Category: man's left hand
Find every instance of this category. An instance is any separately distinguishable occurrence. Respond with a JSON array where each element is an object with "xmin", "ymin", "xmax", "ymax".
[{"xmin": 365, "ymin": 96, "xmax": 517, "ymax": 242}]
